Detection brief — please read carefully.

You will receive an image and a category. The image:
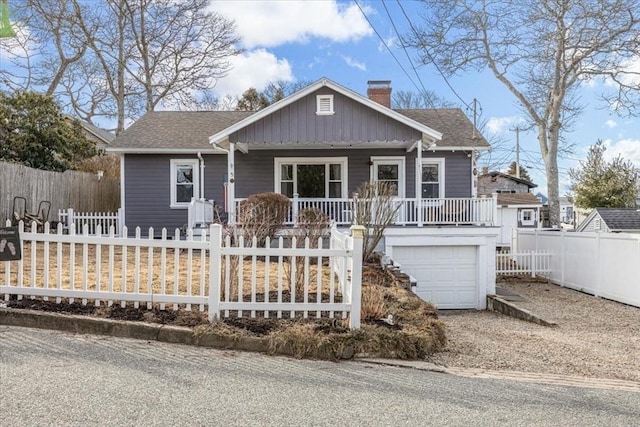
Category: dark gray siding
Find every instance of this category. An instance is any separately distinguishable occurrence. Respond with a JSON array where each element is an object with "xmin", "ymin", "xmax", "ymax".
[
  {"xmin": 234, "ymin": 149, "xmax": 471, "ymax": 198},
  {"xmin": 231, "ymin": 88, "xmax": 422, "ymax": 144},
  {"xmin": 124, "ymin": 154, "xmax": 226, "ymax": 236}
]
